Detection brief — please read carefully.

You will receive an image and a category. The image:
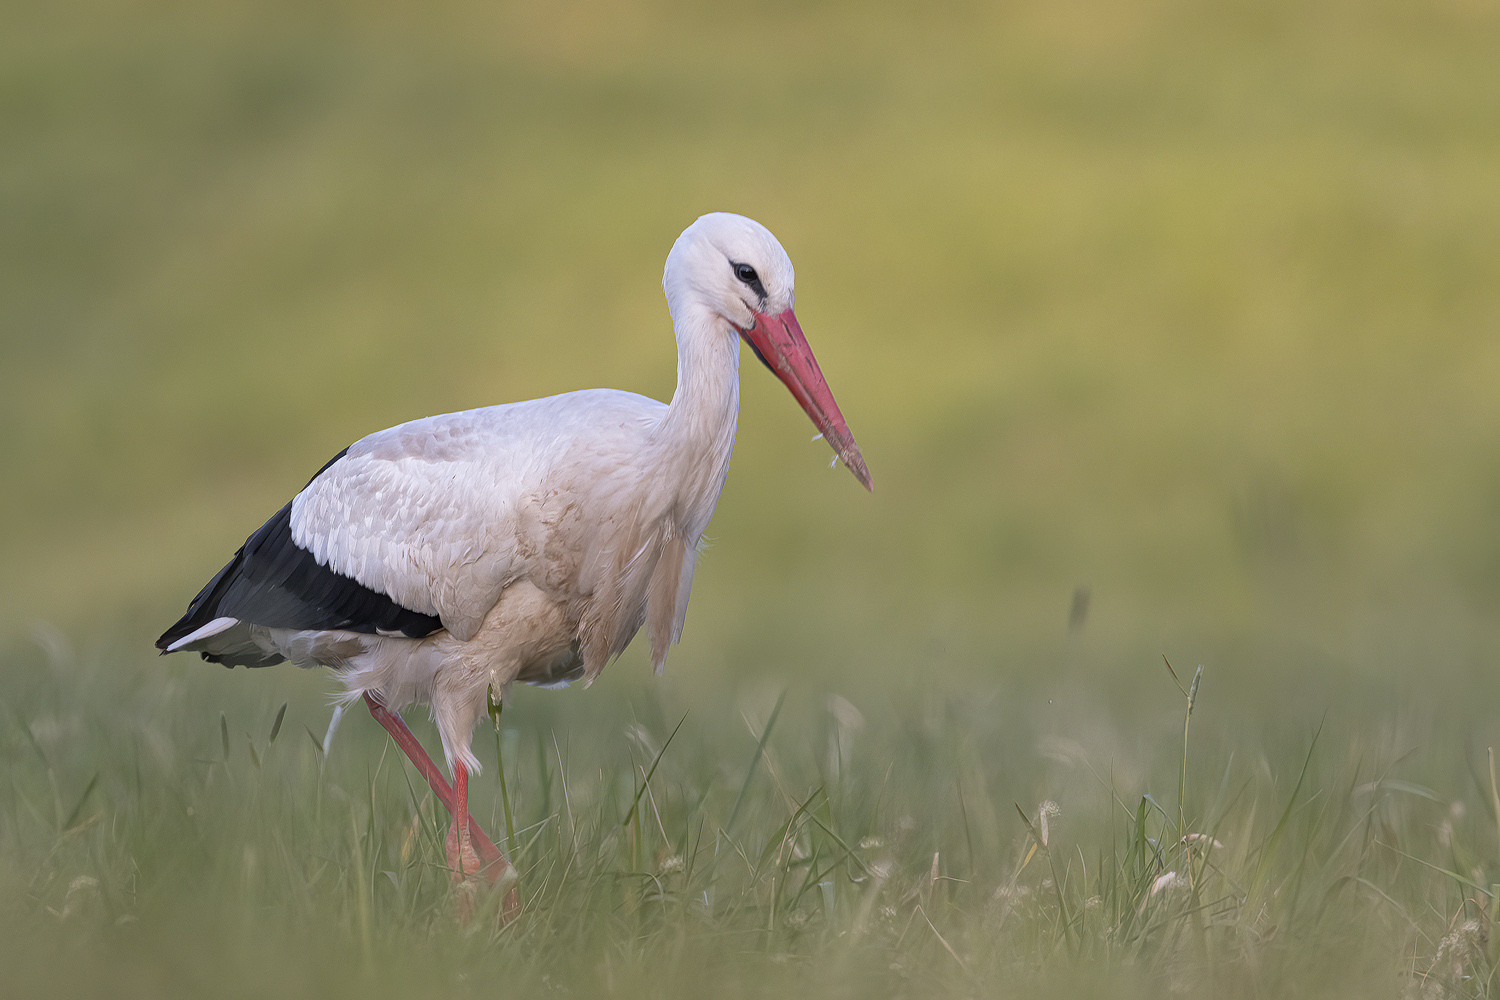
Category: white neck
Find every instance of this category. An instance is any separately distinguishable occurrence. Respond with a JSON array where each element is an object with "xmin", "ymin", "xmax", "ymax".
[{"xmin": 654, "ymin": 300, "xmax": 741, "ymax": 530}]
